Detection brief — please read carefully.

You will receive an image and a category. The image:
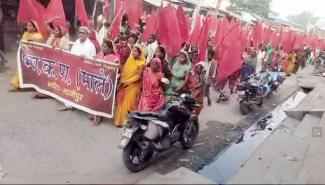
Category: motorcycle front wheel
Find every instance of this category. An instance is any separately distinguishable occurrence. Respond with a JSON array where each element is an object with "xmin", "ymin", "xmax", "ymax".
[
  {"xmin": 180, "ymin": 119, "xmax": 199, "ymax": 149},
  {"xmin": 122, "ymin": 141, "xmax": 153, "ymax": 172},
  {"xmin": 256, "ymin": 97, "xmax": 263, "ymax": 107},
  {"xmin": 239, "ymin": 100, "xmax": 250, "ymax": 115}
]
